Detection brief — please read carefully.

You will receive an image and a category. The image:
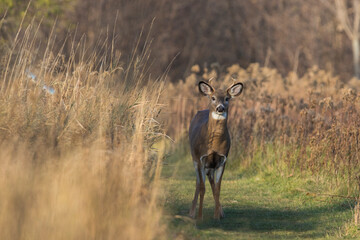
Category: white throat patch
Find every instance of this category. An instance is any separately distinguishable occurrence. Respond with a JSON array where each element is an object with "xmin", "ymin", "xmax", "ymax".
[{"xmin": 211, "ymin": 111, "xmax": 227, "ymax": 120}]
